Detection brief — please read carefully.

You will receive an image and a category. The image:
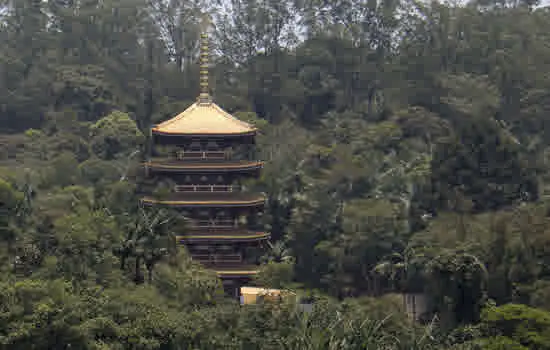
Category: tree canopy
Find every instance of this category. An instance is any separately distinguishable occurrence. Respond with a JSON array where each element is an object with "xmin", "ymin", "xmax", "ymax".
[{"xmin": 2, "ymin": 0, "xmax": 550, "ymax": 348}]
